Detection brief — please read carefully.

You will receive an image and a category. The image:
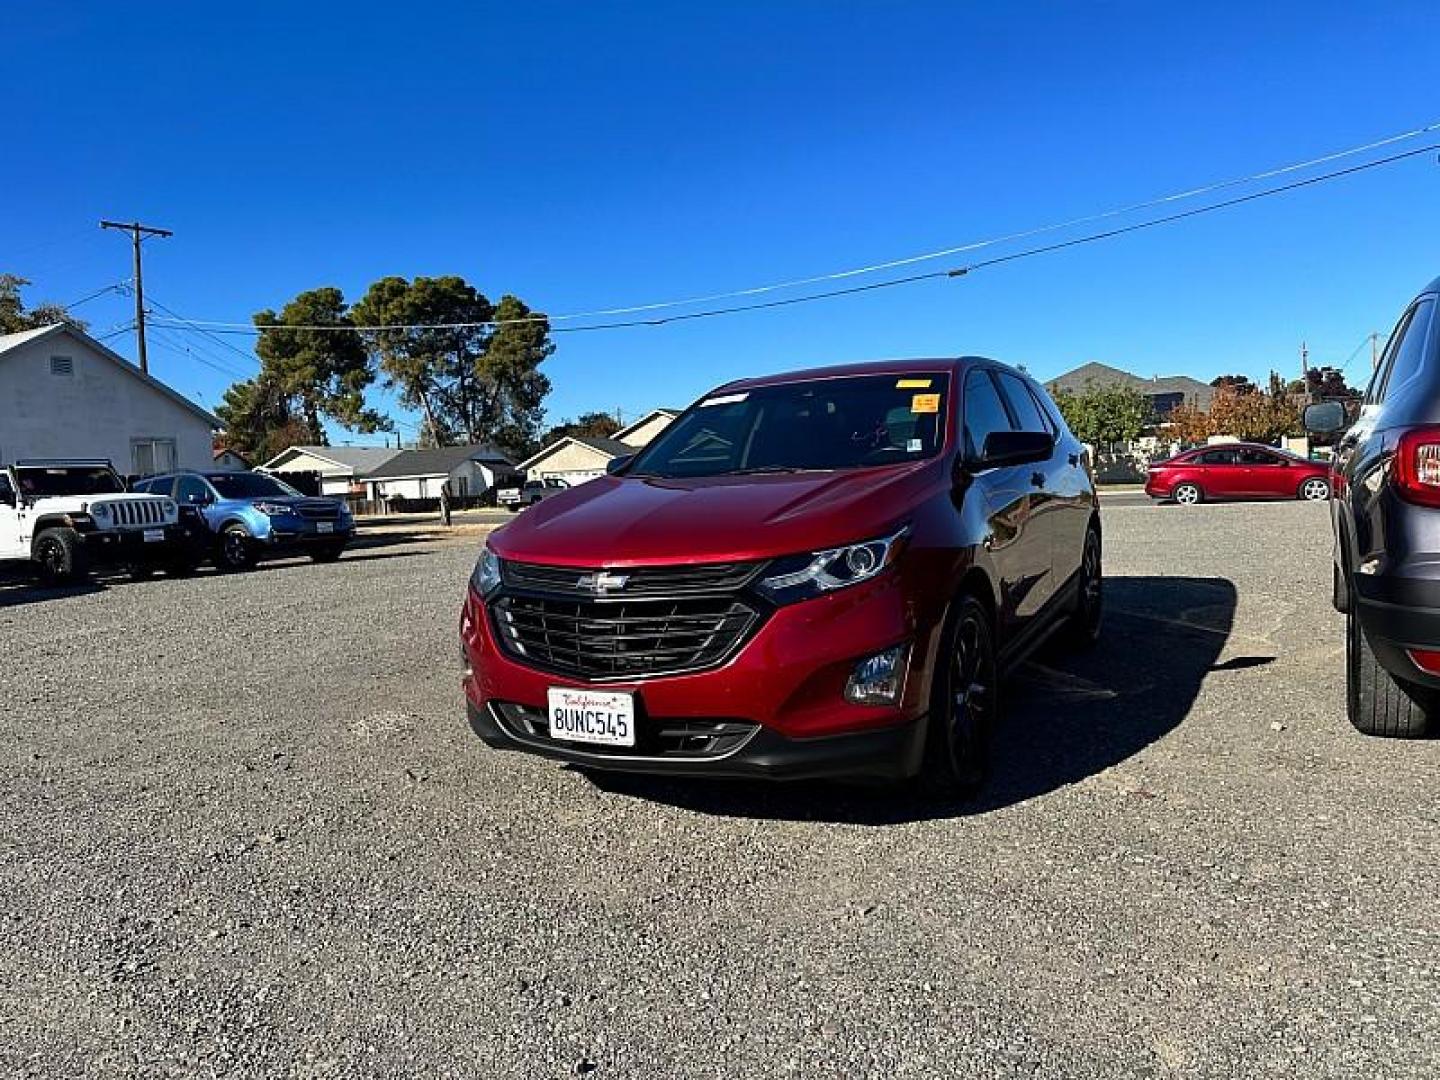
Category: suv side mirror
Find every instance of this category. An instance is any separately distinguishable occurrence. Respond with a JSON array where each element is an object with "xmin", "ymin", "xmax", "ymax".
[
  {"xmin": 606, "ymin": 454, "xmax": 634, "ymax": 475},
  {"xmin": 974, "ymin": 430, "xmax": 1054, "ymax": 469},
  {"xmin": 1303, "ymin": 401, "xmax": 1347, "ymax": 435}
]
